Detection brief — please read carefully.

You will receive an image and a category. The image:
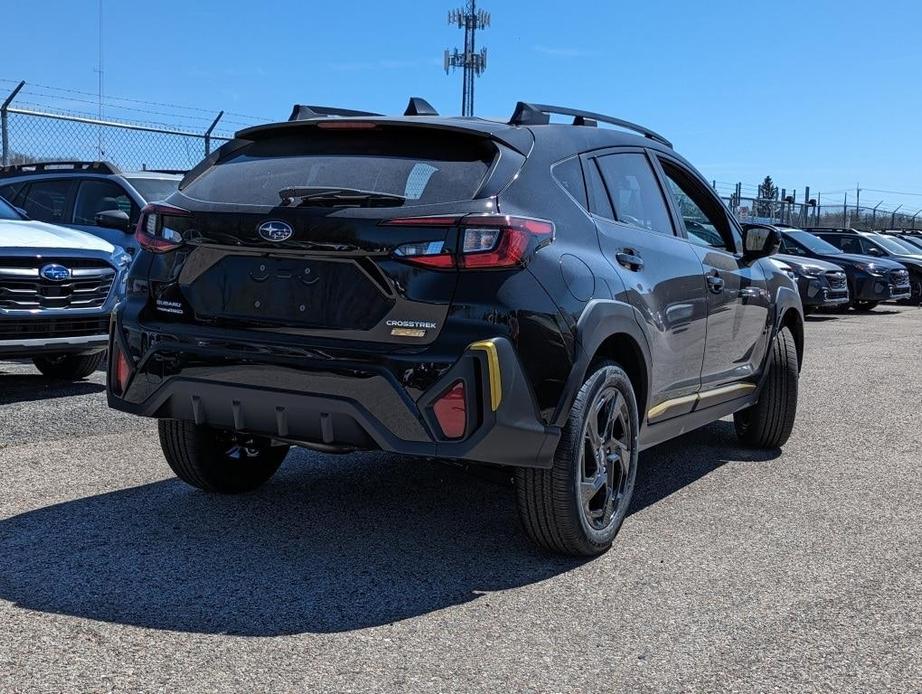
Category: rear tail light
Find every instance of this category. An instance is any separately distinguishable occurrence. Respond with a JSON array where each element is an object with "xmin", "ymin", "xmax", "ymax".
[
  {"xmin": 432, "ymin": 380, "xmax": 467, "ymax": 439},
  {"xmin": 135, "ymin": 203, "xmax": 191, "ymax": 253},
  {"xmin": 386, "ymin": 214, "xmax": 555, "ymax": 270}
]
